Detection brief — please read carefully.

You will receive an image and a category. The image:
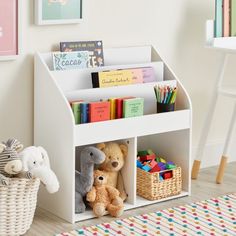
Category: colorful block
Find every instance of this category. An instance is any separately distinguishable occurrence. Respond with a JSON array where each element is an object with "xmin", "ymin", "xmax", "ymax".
[
  {"xmin": 147, "ymin": 149, "xmax": 154, "ymax": 155},
  {"xmin": 138, "ymin": 150, "xmax": 149, "ymax": 156},
  {"xmin": 163, "ymin": 171, "xmax": 173, "ymax": 180},
  {"xmin": 142, "ymin": 165, "xmax": 151, "ymax": 172},
  {"xmin": 137, "ymin": 160, "xmax": 143, "ymax": 168},
  {"xmin": 140, "ymin": 154, "xmax": 156, "ymax": 162},
  {"xmin": 150, "ymin": 164, "xmax": 161, "ymax": 173}
]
